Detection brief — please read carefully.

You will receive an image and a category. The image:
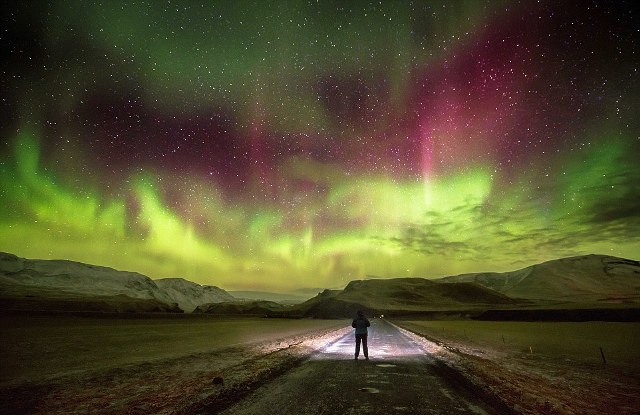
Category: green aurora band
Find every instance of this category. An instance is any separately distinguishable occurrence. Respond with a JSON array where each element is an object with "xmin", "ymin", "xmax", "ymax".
[
  {"xmin": 2, "ymin": 127, "xmax": 638, "ymax": 290},
  {"xmin": 1, "ymin": 1, "xmax": 638, "ymax": 290}
]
